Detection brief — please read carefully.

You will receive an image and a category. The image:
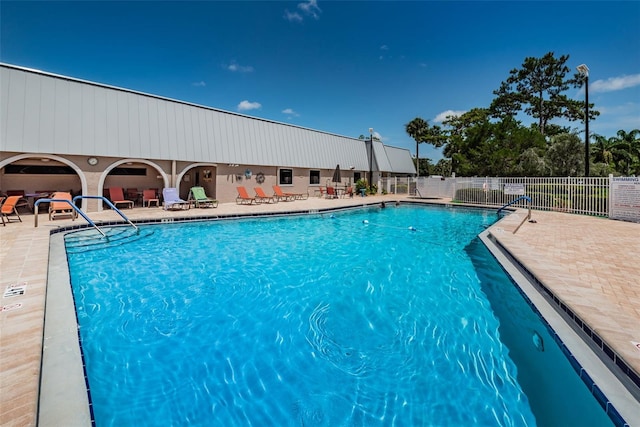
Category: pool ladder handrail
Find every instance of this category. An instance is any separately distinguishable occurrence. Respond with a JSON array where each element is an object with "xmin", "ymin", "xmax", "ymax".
[
  {"xmin": 497, "ymin": 195, "xmax": 532, "ymax": 234},
  {"xmin": 34, "ymin": 195, "xmax": 138, "ymax": 237}
]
